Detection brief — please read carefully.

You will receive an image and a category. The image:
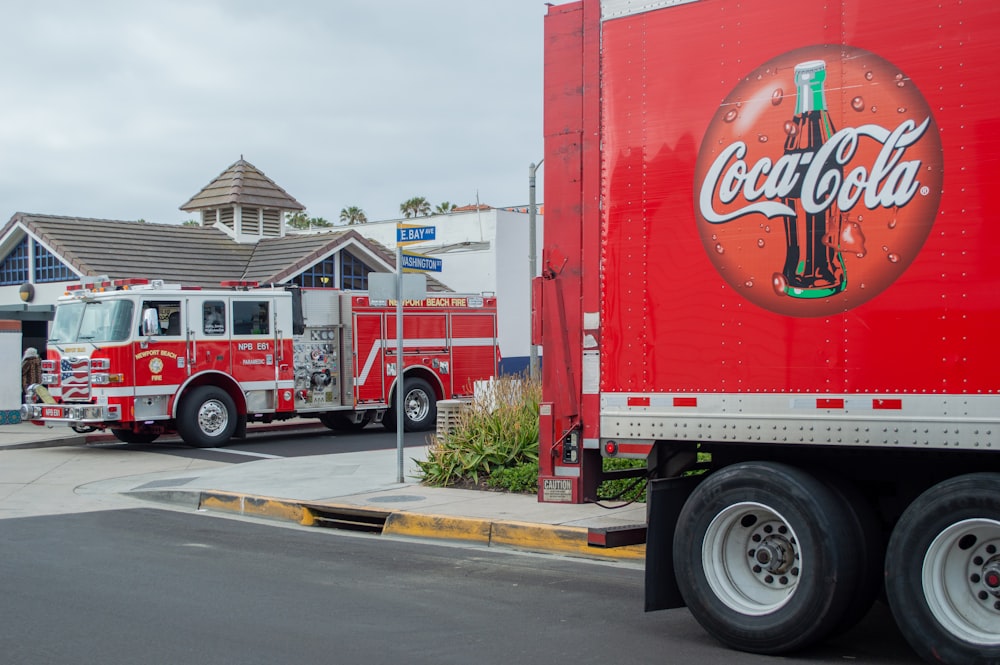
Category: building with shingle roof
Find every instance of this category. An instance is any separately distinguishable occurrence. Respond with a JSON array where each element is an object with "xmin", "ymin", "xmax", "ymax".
[
  {"xmin": 0, "ymin": 157, "xmax": 541, "ymax": 422},
  {"xmin": 0, "ymin": 158, "xmax": 447, "ymax": 367}
]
